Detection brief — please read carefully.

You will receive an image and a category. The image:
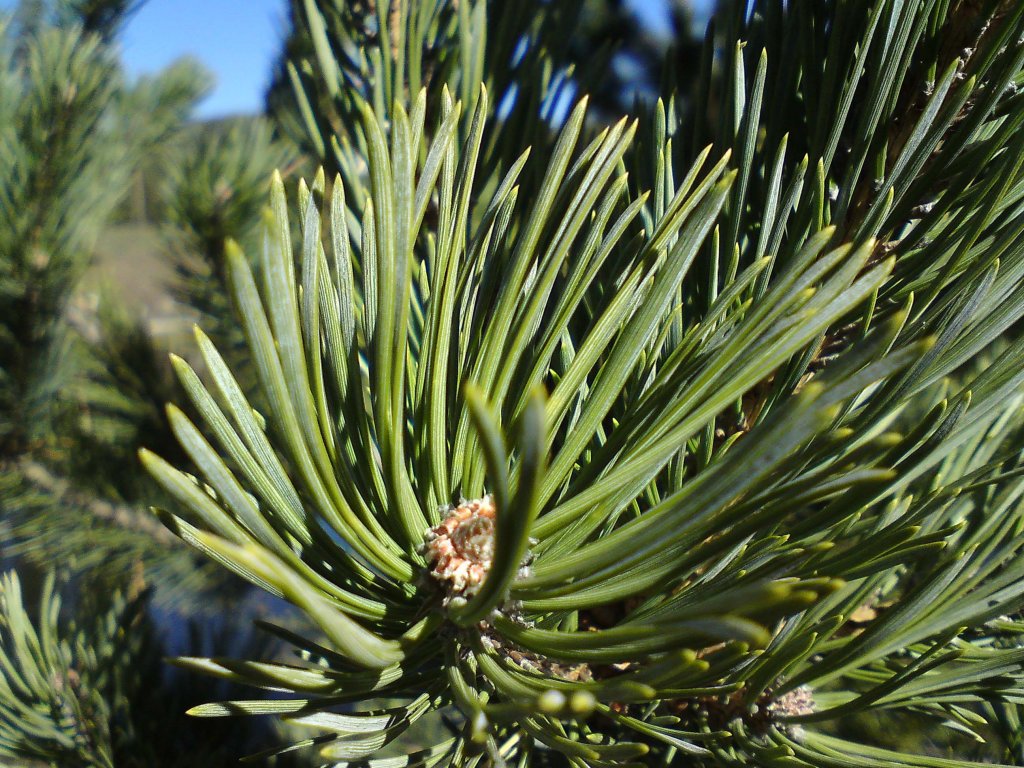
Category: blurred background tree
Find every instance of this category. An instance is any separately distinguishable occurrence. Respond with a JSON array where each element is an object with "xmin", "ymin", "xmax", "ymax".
[{"xmin": 0, "ymin": 0, "xmax": 305, "ymax": 764}]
